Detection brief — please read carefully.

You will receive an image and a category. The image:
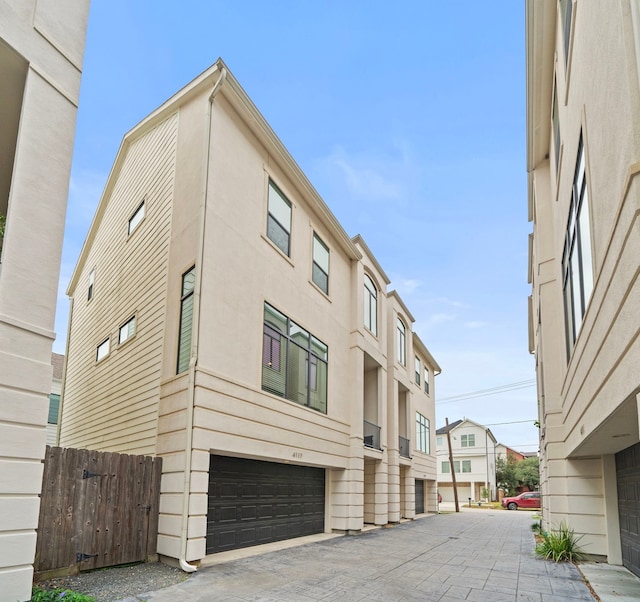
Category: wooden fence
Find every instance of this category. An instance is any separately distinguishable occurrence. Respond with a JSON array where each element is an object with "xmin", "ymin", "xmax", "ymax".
[{"xmin": 34, "ymin": 446, "xmax": 162, "ymax": 579}]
